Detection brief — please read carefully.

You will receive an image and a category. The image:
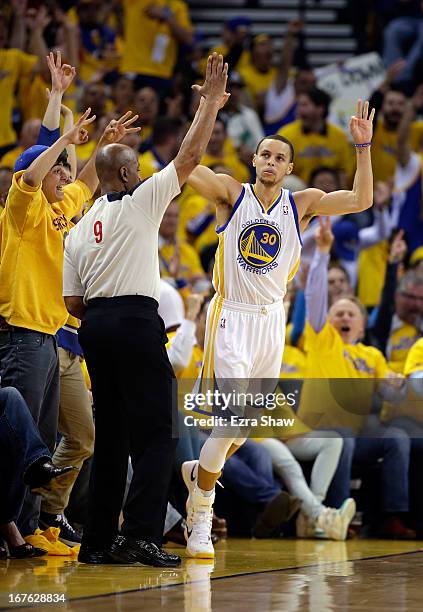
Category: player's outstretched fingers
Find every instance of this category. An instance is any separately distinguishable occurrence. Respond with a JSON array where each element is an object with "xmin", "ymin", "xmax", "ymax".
[
  {"xmin": 369, "ymin": 107, "xmax": 375, "ymax": 123},
  {"xmin": 216, "ymin": 53, "xmax": 223, "ymax": 75},
  {"xmin": 206, "ymin": 54, "xmax": 213, "ymax": 81},
  {"xmin": 356, "ymin": 99, "xmax": 362, "ymax": 119},
  {"xmin": 363, "ymin": 100, "xmax": 369, "ymax": 119}
]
